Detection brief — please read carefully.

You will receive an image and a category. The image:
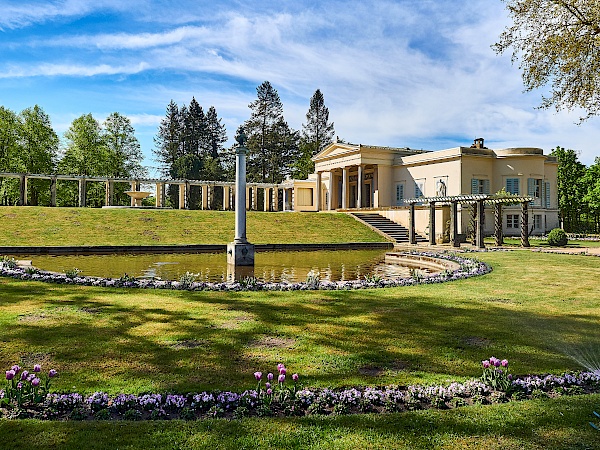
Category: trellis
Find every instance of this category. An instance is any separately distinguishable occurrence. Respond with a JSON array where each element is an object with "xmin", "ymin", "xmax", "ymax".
[{"xmin": 404, "ymin": 194, "xmax": 535, "ymax": 248}]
